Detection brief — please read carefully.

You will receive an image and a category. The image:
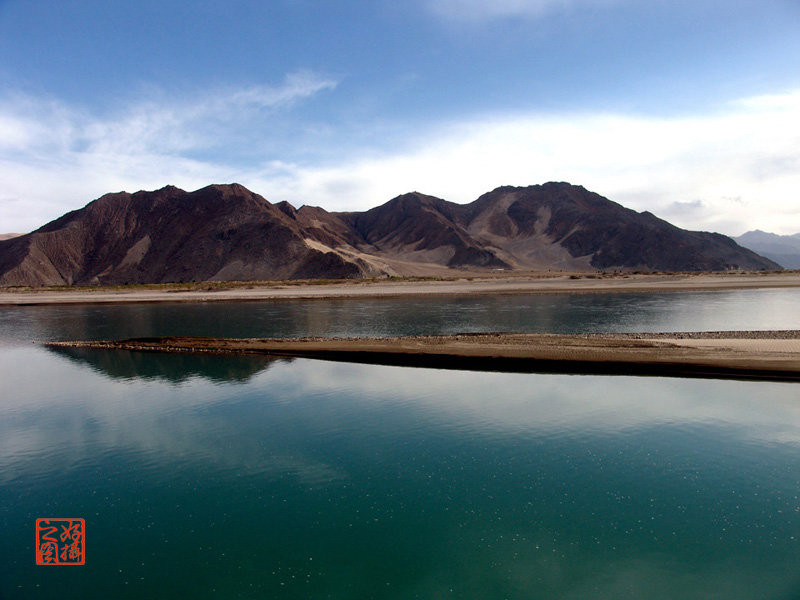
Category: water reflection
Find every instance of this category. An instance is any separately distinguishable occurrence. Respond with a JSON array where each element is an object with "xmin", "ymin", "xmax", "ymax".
[
  {"xmin": 47, "ymin": 345, "xmax": 284, "ymax": 383},
  {"xmin": 1, "ymin": 350, "xmax": 799, "ymax": 599}
]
